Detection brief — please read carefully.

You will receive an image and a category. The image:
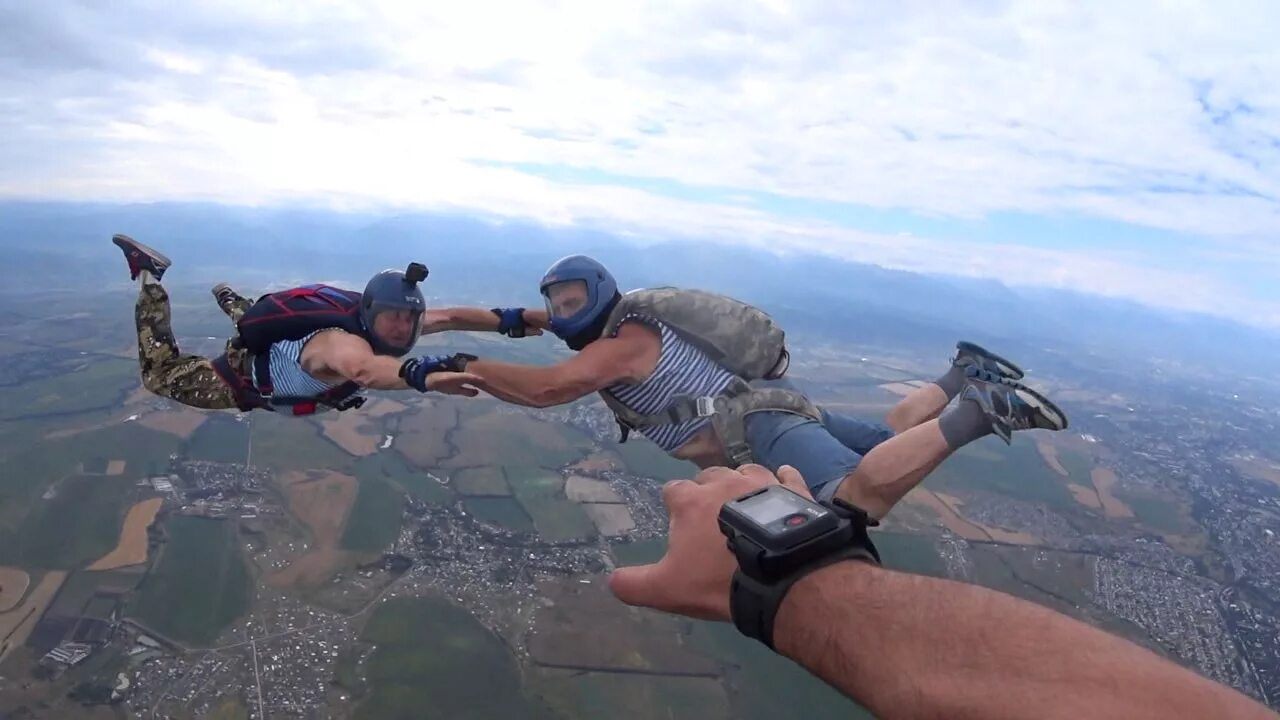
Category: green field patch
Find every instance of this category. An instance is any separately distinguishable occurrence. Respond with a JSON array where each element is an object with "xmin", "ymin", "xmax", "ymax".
[
  {"xmin": 1121, "ymin": 490, "xmax": 1192, "ymax": 535},
  {"xmin": 464, "ymin": 497, "xmax": 535, "ymax": 533},
  {"xmin": 614, "ymin": 438, "xmax": 698, "ymax": 482},
  {"xmin": 81, "ymin": 457, "xmax": 109, "ymax": 474},
  {"xmin": 4, "ymin": 474, "xmax": 136, "ymax": 569},
  {"xmin": 443, "ymin": 412, "xmax": 593, "ymax": 470},
  {"xmin": 931, "ymin": 436, "xmax": 1077, "ymax": 514},
  {"xmin": 248, "ymin": 413, "xmax": 353, "ymax": 474},
  {"xmin": 354, "ymin": 452, "xmax": 453, "ymax": 505},
  {"xmin": 518, "ymin": 496, "xmax": 597, "ymax": 542},
  {"xmin": 129, "ymin": 516, "xmax": 250, "ymax": 647},
  {"xmin": 1058, "ymin": 448, "xmax": 1095, "ymax": 484},
  {"xmin": 340, "ymin": 478, "xmax": 404, "ymax": 553},
  {"xmin": 356, "ymin": 596, "xmax": 541, "ymax": 720},
  {"xmin": 454, "ymin": 466, "xmax": 511, "ymax": 496},
  {"xmin": 611, "ymin": 537, "xmax": 667, "ymax": 567},
  {"xmin": 0, "ymin": 357, "xmax": 137, "ymax": 421},
  {"xmin": 529, "ymin": 666, "xmax": 728, "ymax": 720},
  {"xmin": 505, "ymin": 465, "xmax": 563, "ymax": 499},
  {"xmin": 875, "ymin": 531, "xmax": 949, "ymax": 577},
  {"xmin": 185, "ymin": 415, "xmax": 250, "ymax": 463}
]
